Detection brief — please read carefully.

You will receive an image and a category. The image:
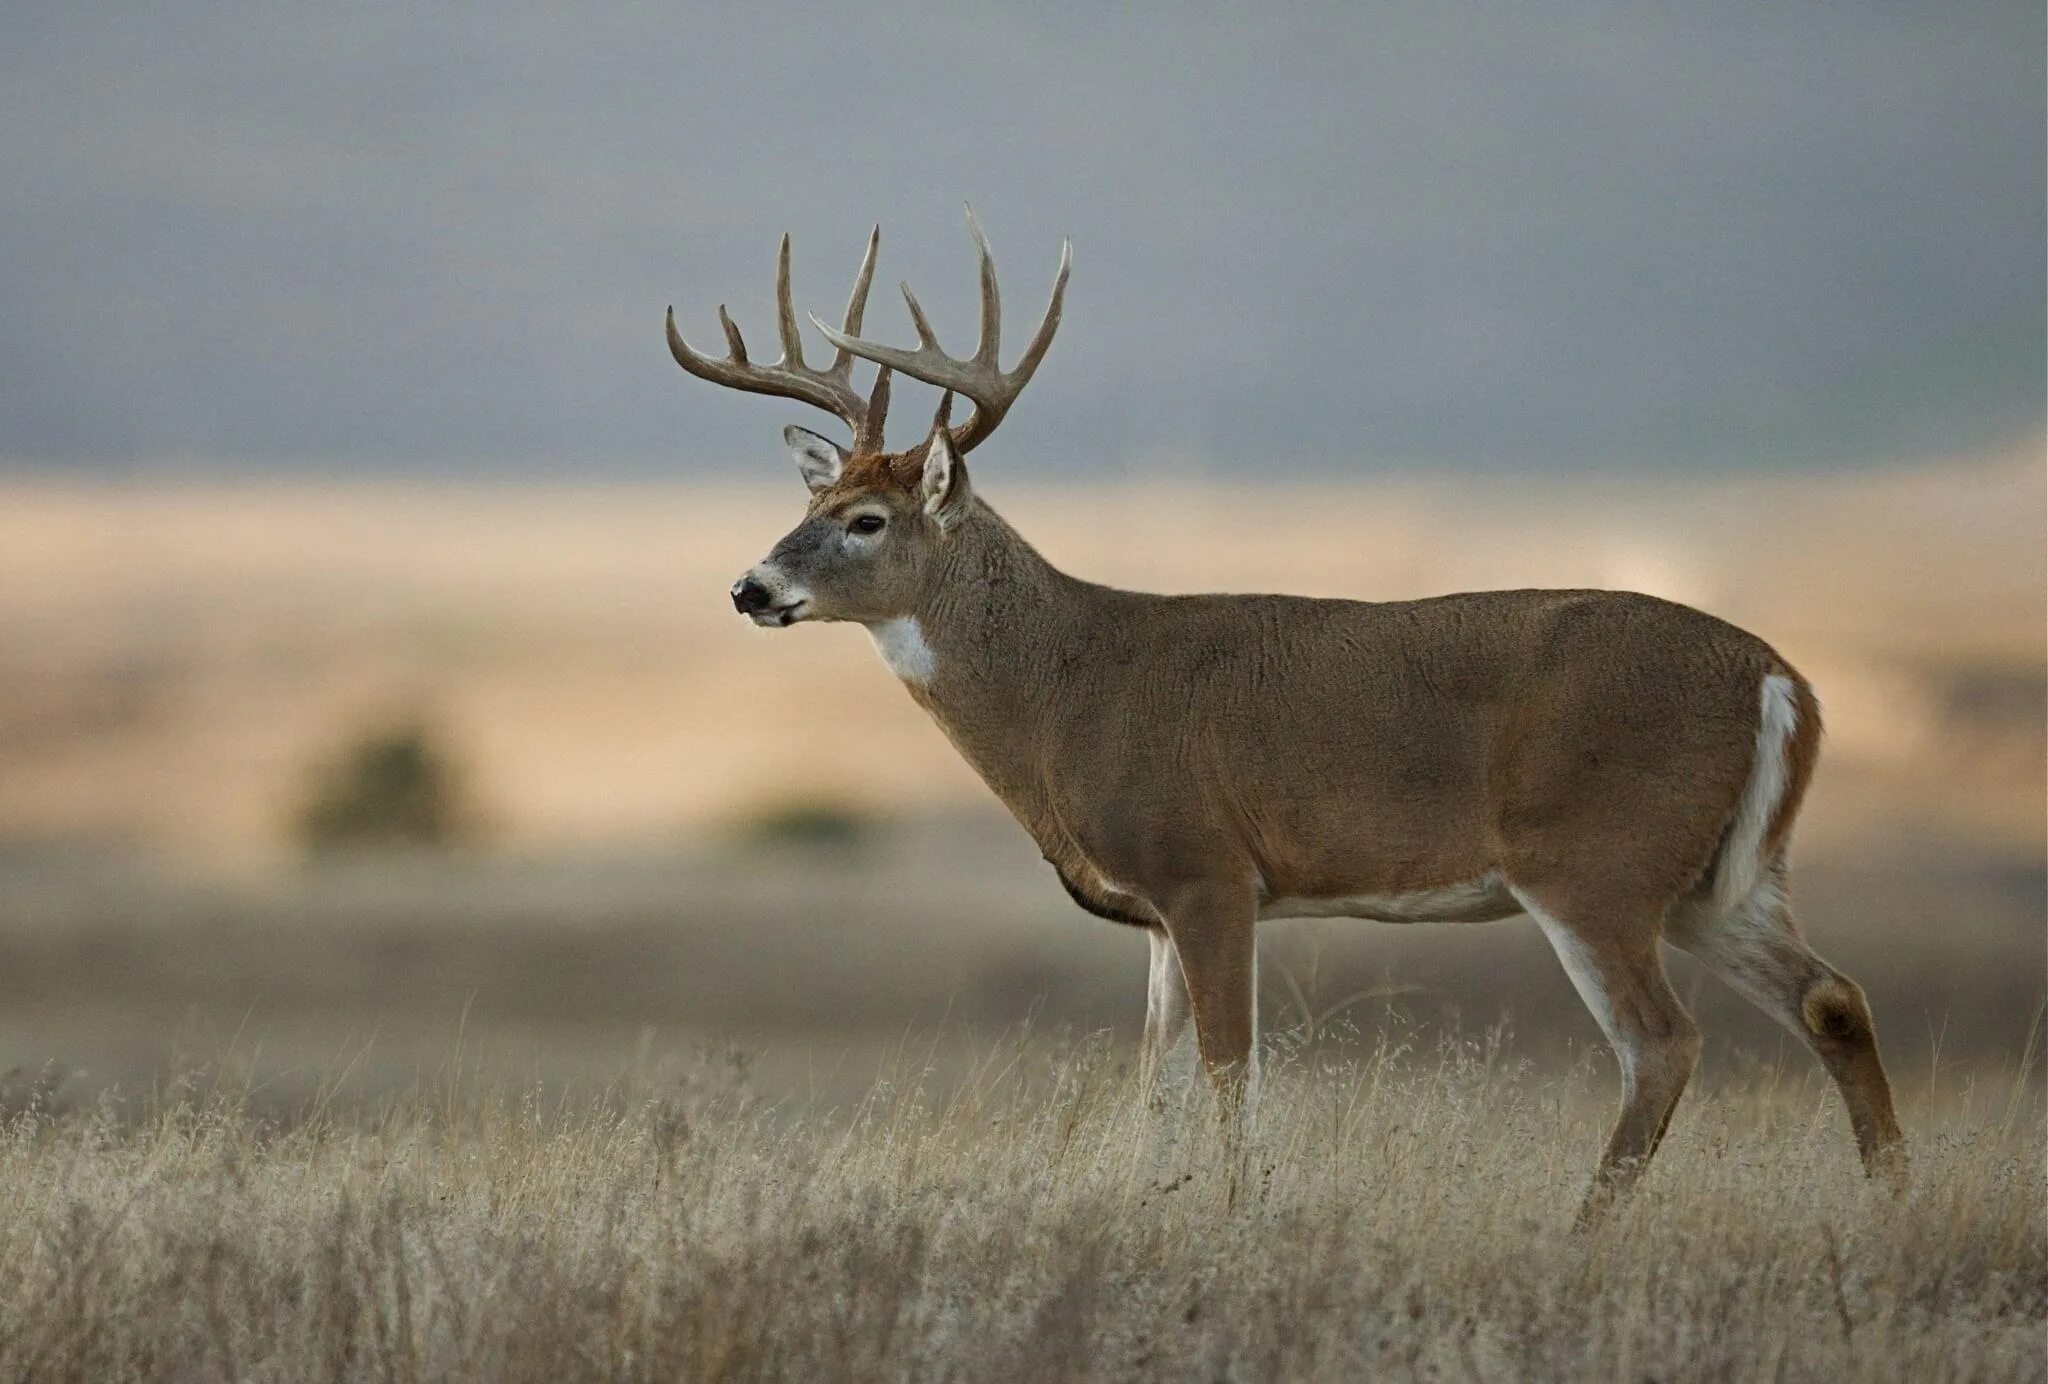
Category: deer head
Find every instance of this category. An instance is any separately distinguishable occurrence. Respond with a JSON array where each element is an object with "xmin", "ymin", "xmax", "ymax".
[{"xmin": 666, "ymin": 208, "xmax": 1070, "ymax": 628}]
